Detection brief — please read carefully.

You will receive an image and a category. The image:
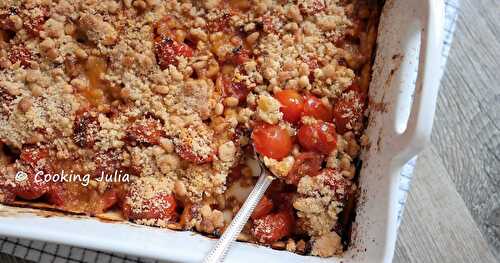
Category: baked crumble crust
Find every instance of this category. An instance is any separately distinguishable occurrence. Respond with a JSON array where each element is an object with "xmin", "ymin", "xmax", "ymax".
[{"xmin": 0, "ymin": 0, "xmax": 380, "ymax": 257}]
